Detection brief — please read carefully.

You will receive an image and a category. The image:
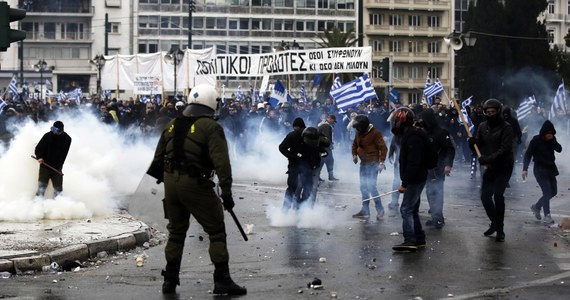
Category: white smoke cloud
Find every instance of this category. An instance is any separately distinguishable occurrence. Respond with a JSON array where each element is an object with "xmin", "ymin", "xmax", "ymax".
[{"xmin": 0, "ymin": 112, "xmax": 156, "ymax": 221}]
